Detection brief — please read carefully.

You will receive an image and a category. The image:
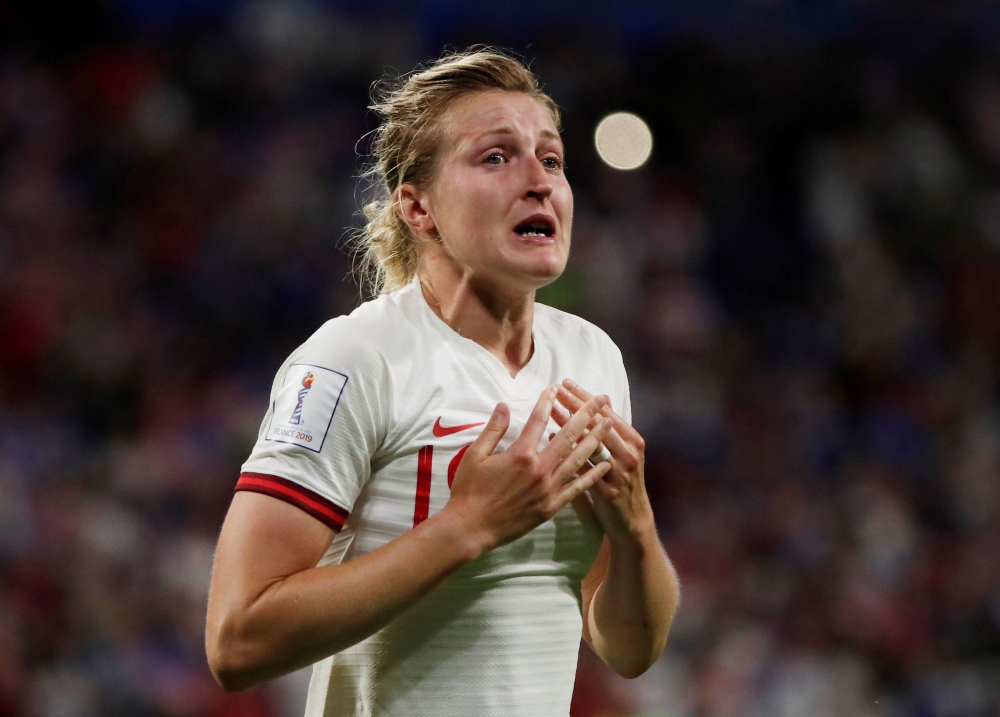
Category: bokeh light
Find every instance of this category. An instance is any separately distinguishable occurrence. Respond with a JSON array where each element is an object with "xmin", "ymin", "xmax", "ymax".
[{"xmin": 594, "ymin": 112, "xmax": 653, "ymax": 170}]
